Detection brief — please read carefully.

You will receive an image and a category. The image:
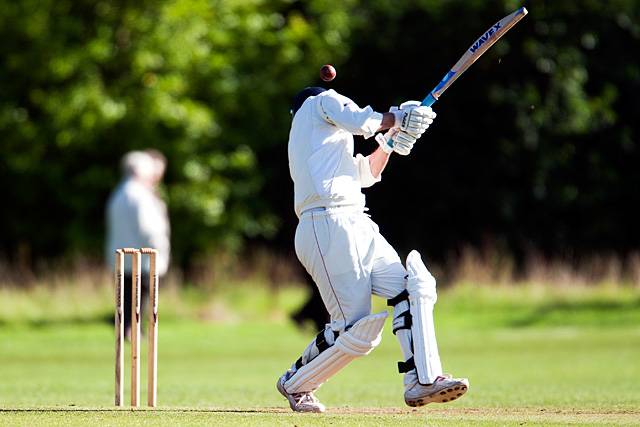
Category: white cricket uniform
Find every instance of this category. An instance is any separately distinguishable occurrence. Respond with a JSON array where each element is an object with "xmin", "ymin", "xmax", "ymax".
[
  {"xmin": 106, "ymin": 178, "xmax": 170, "ymax": 275},
  {"xmin": 288, "ymin": 89, "xmax": 407, "ymax": 332}
]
